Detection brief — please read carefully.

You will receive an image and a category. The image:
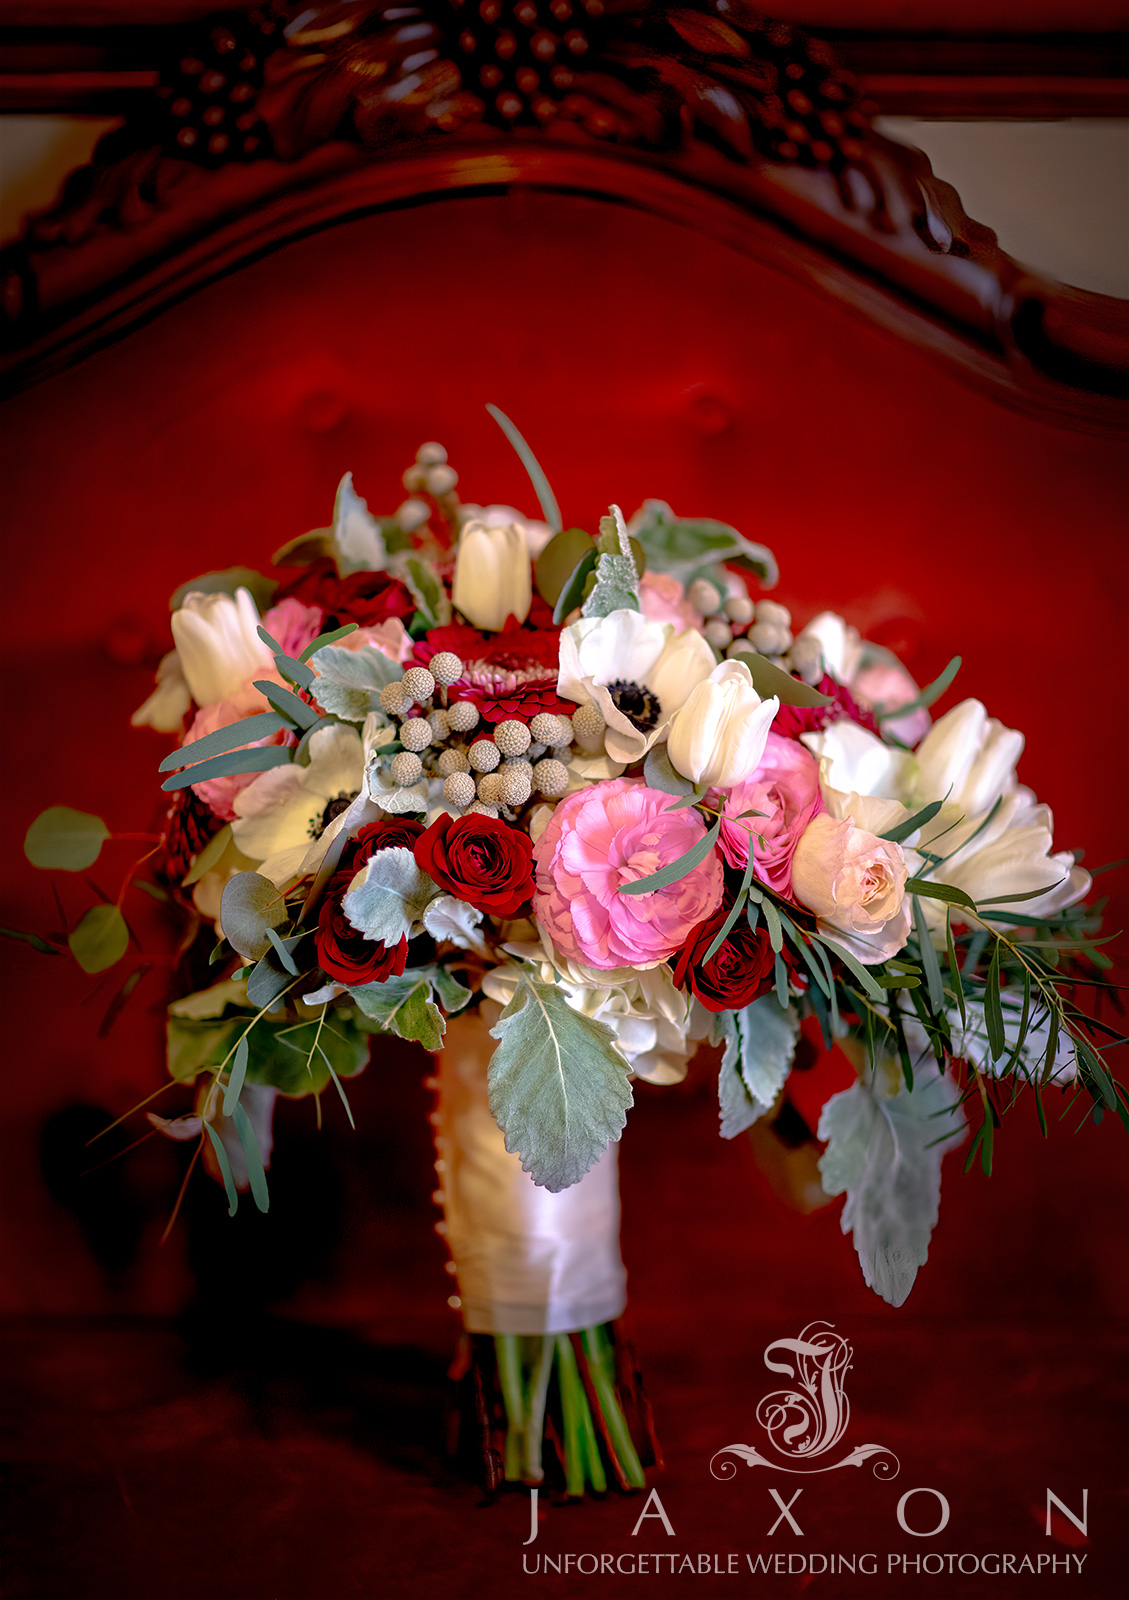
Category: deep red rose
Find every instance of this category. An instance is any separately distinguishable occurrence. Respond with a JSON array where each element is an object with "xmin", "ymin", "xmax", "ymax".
[
  {"xmin": 315, "ymin": 868, "xmax": 409, "ymax": 986},
  {"xmin": 773, "ymin": 675, "xmax": 880, "ymax": 742},
  {"xmin": 339, "ymin": 815, "xmax": 425, "ymax": 877},
  {"xmin": 672, "ymin": 904, "xmax": 778, "ymax": 1013},
  {"xmin": 414, "ymin": 812, "xmax": 535, "ymax": 917},
  {"xmin": 275, "ymin": 559, "xmax": 415, "ymax": 630}
]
